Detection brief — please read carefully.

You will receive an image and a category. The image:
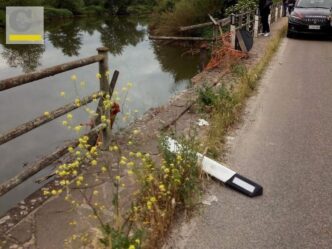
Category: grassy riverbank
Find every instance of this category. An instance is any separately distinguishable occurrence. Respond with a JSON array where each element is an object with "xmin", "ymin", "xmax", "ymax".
[{"xmin": 200, "ymin": 25, "xmax": 288, "ymax": 158}]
